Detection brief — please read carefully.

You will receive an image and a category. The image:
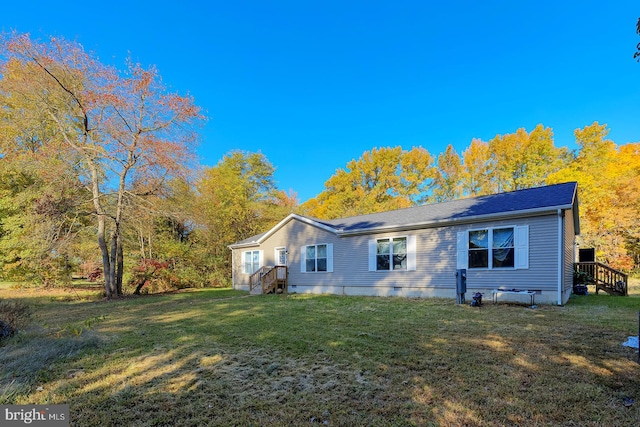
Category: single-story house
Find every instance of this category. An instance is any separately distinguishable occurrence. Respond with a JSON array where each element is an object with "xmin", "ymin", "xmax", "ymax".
[{"xmin": 229, "ymin": 181, "xmax": 580, "ymax": 305}]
